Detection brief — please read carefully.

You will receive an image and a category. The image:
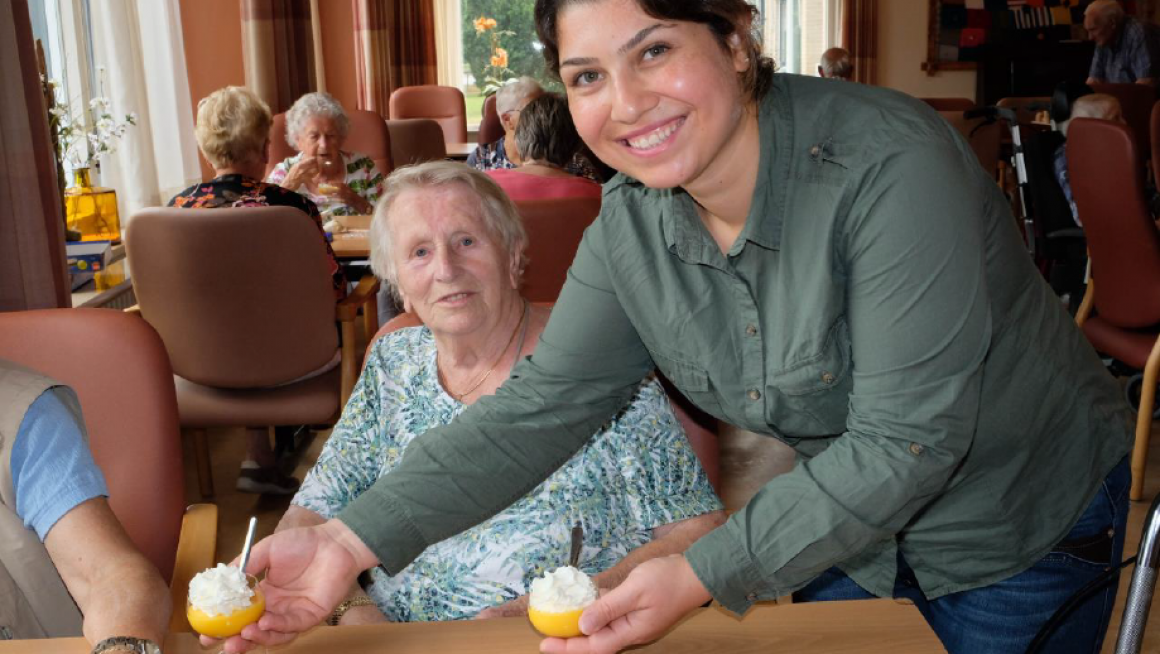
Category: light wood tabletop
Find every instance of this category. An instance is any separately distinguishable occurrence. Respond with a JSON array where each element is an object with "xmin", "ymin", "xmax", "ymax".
[
  {"xmin": 447, "ymin": 142, "xmax": 478, "ymax": 159},
  {"xmin": 328, "ymin": 214, "xmax": 371, "ymax": 259},
  {"xmin": 1, "ymin": 600, "xmax": 944, "ymax": 653}
]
